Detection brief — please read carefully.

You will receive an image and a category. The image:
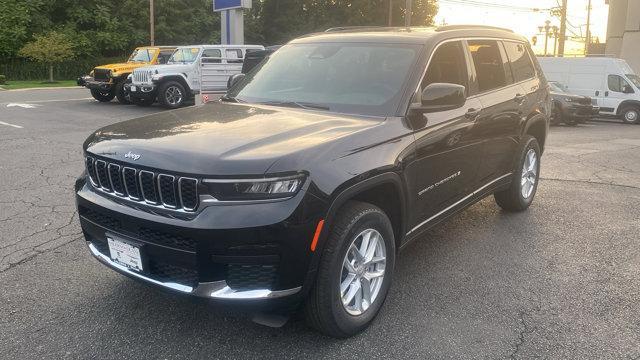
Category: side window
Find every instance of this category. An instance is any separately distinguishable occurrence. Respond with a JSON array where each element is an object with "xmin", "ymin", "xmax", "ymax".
[
  {"xmin": 467, "ymin": 40, "xmax": 508, "ymax": 93},
  {"xmin": 226, "ymin": 49, "xmax": 243, "ymax": 64},
  {"xmin": 421, "ymin": 41, "xmax": 468, "ymax": 91},
  {"xmin": 608, "ymin": 74, "xmax": 634, "ymax": 93},
  {"xmin": 503, "ymin": 41, "xmax": 536, "ymax": 82},
  {"xmin": 157, "ymin": 51, "xmax": 173, "ymax": 64},
  {"xmin": 202, "ymin": 49, "xmax": 222, "ymax": 64}
]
